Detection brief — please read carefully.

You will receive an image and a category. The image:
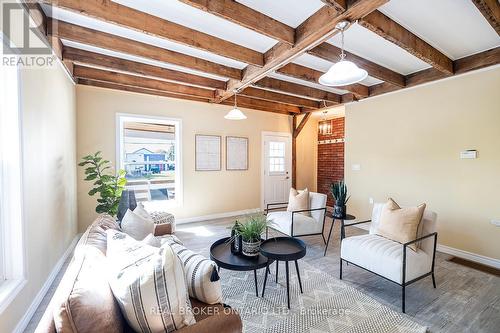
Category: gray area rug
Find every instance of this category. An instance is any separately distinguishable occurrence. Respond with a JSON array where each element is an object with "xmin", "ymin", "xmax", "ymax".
[{"xmin": 220, "ymin": 261, "xmax": 427, "ymax": 333}]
